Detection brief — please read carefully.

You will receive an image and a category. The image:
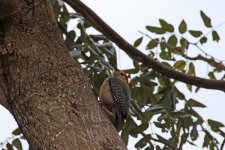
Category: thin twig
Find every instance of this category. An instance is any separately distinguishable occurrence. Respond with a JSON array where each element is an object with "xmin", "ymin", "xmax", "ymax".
[
  {"xmin": 139, "ymin": 31, "xmax": 225, "ymax": 71},
  {"xmin": 221, "ymin": 138, "xmax": 225, "ymax": 150},
  {"xmin": 196, "ymin": 21, "xmax": 225, "ymax": 44}
]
